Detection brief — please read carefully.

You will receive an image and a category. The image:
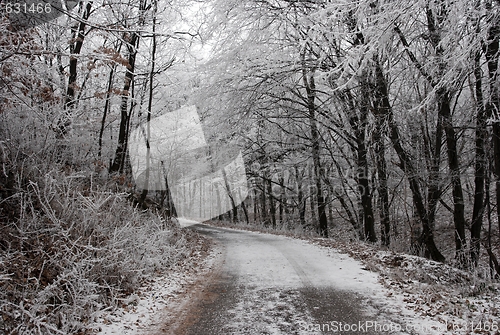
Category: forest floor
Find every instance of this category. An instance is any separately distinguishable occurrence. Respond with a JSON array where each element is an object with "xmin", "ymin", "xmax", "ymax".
[
  {"xmin": 87, "ymin": 220, "xmax": 217, "ymax": 335},
  {"xmin": 313, "ymin": 238, "xmax": 500, "ymax": 335},
  {"xmin": 90, "ymin": 220, "xmax": 500, "ymax": 335}
]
